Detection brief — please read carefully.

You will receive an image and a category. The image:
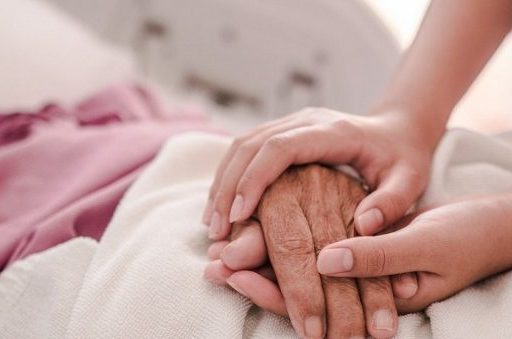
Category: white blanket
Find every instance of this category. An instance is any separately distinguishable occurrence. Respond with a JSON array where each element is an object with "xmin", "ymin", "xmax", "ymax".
[{"xmin": 2, "ymin": 129, "xmax": 512, "ymax": 339}]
